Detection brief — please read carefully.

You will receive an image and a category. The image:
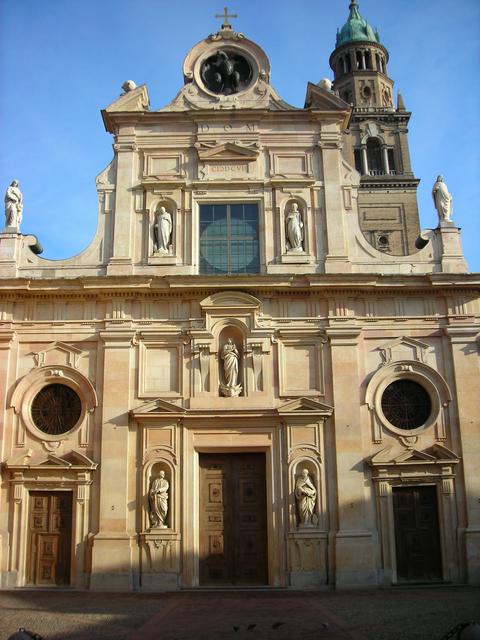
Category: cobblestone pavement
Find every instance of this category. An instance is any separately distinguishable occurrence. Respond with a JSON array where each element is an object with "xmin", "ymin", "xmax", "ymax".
[{"xmin": 0, "ymin": 587, "xmax": 478, "ymax": 640}]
